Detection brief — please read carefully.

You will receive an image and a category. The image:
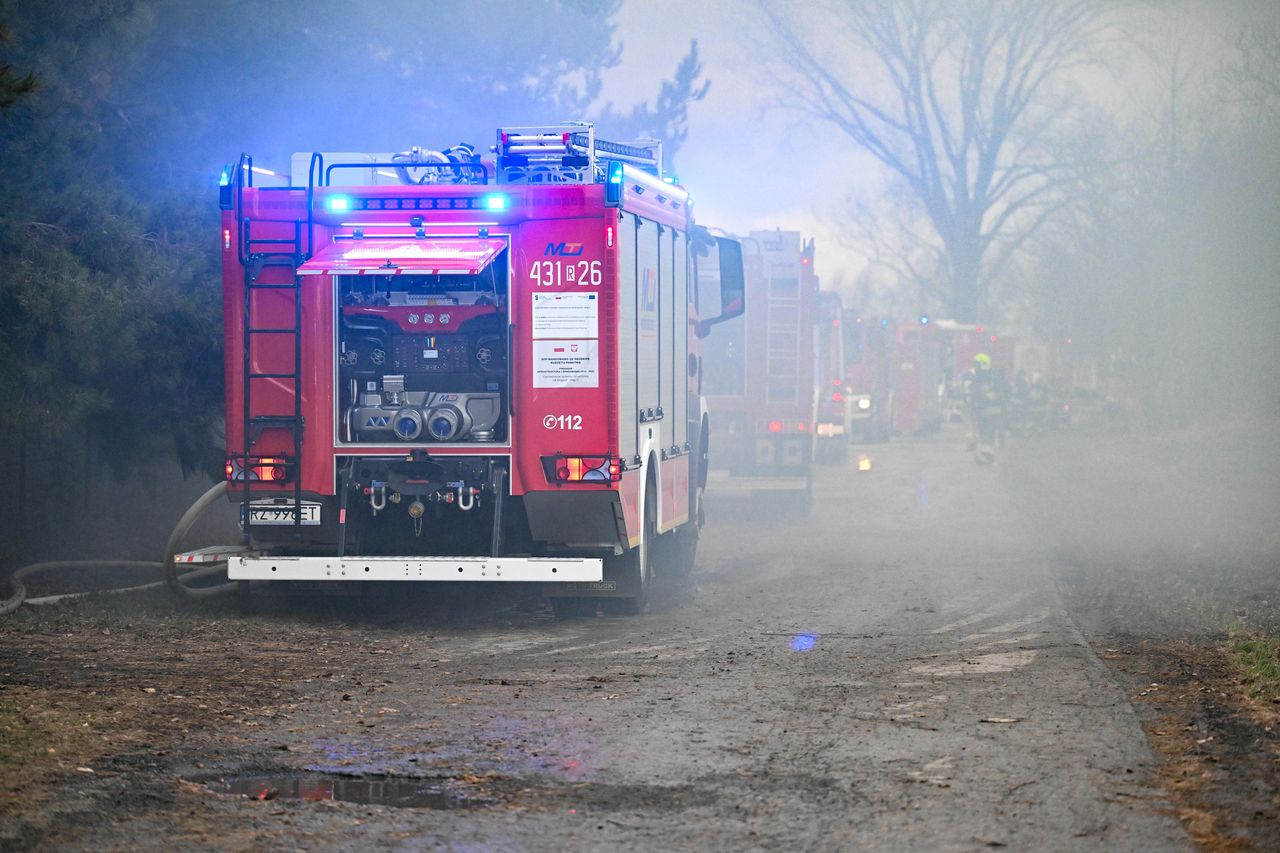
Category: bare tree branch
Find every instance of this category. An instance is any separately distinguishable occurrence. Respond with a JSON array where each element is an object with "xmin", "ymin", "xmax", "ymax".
[{"xmin": 761, "ymin": 0, "xmax": 1108, "ymax": 320}]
